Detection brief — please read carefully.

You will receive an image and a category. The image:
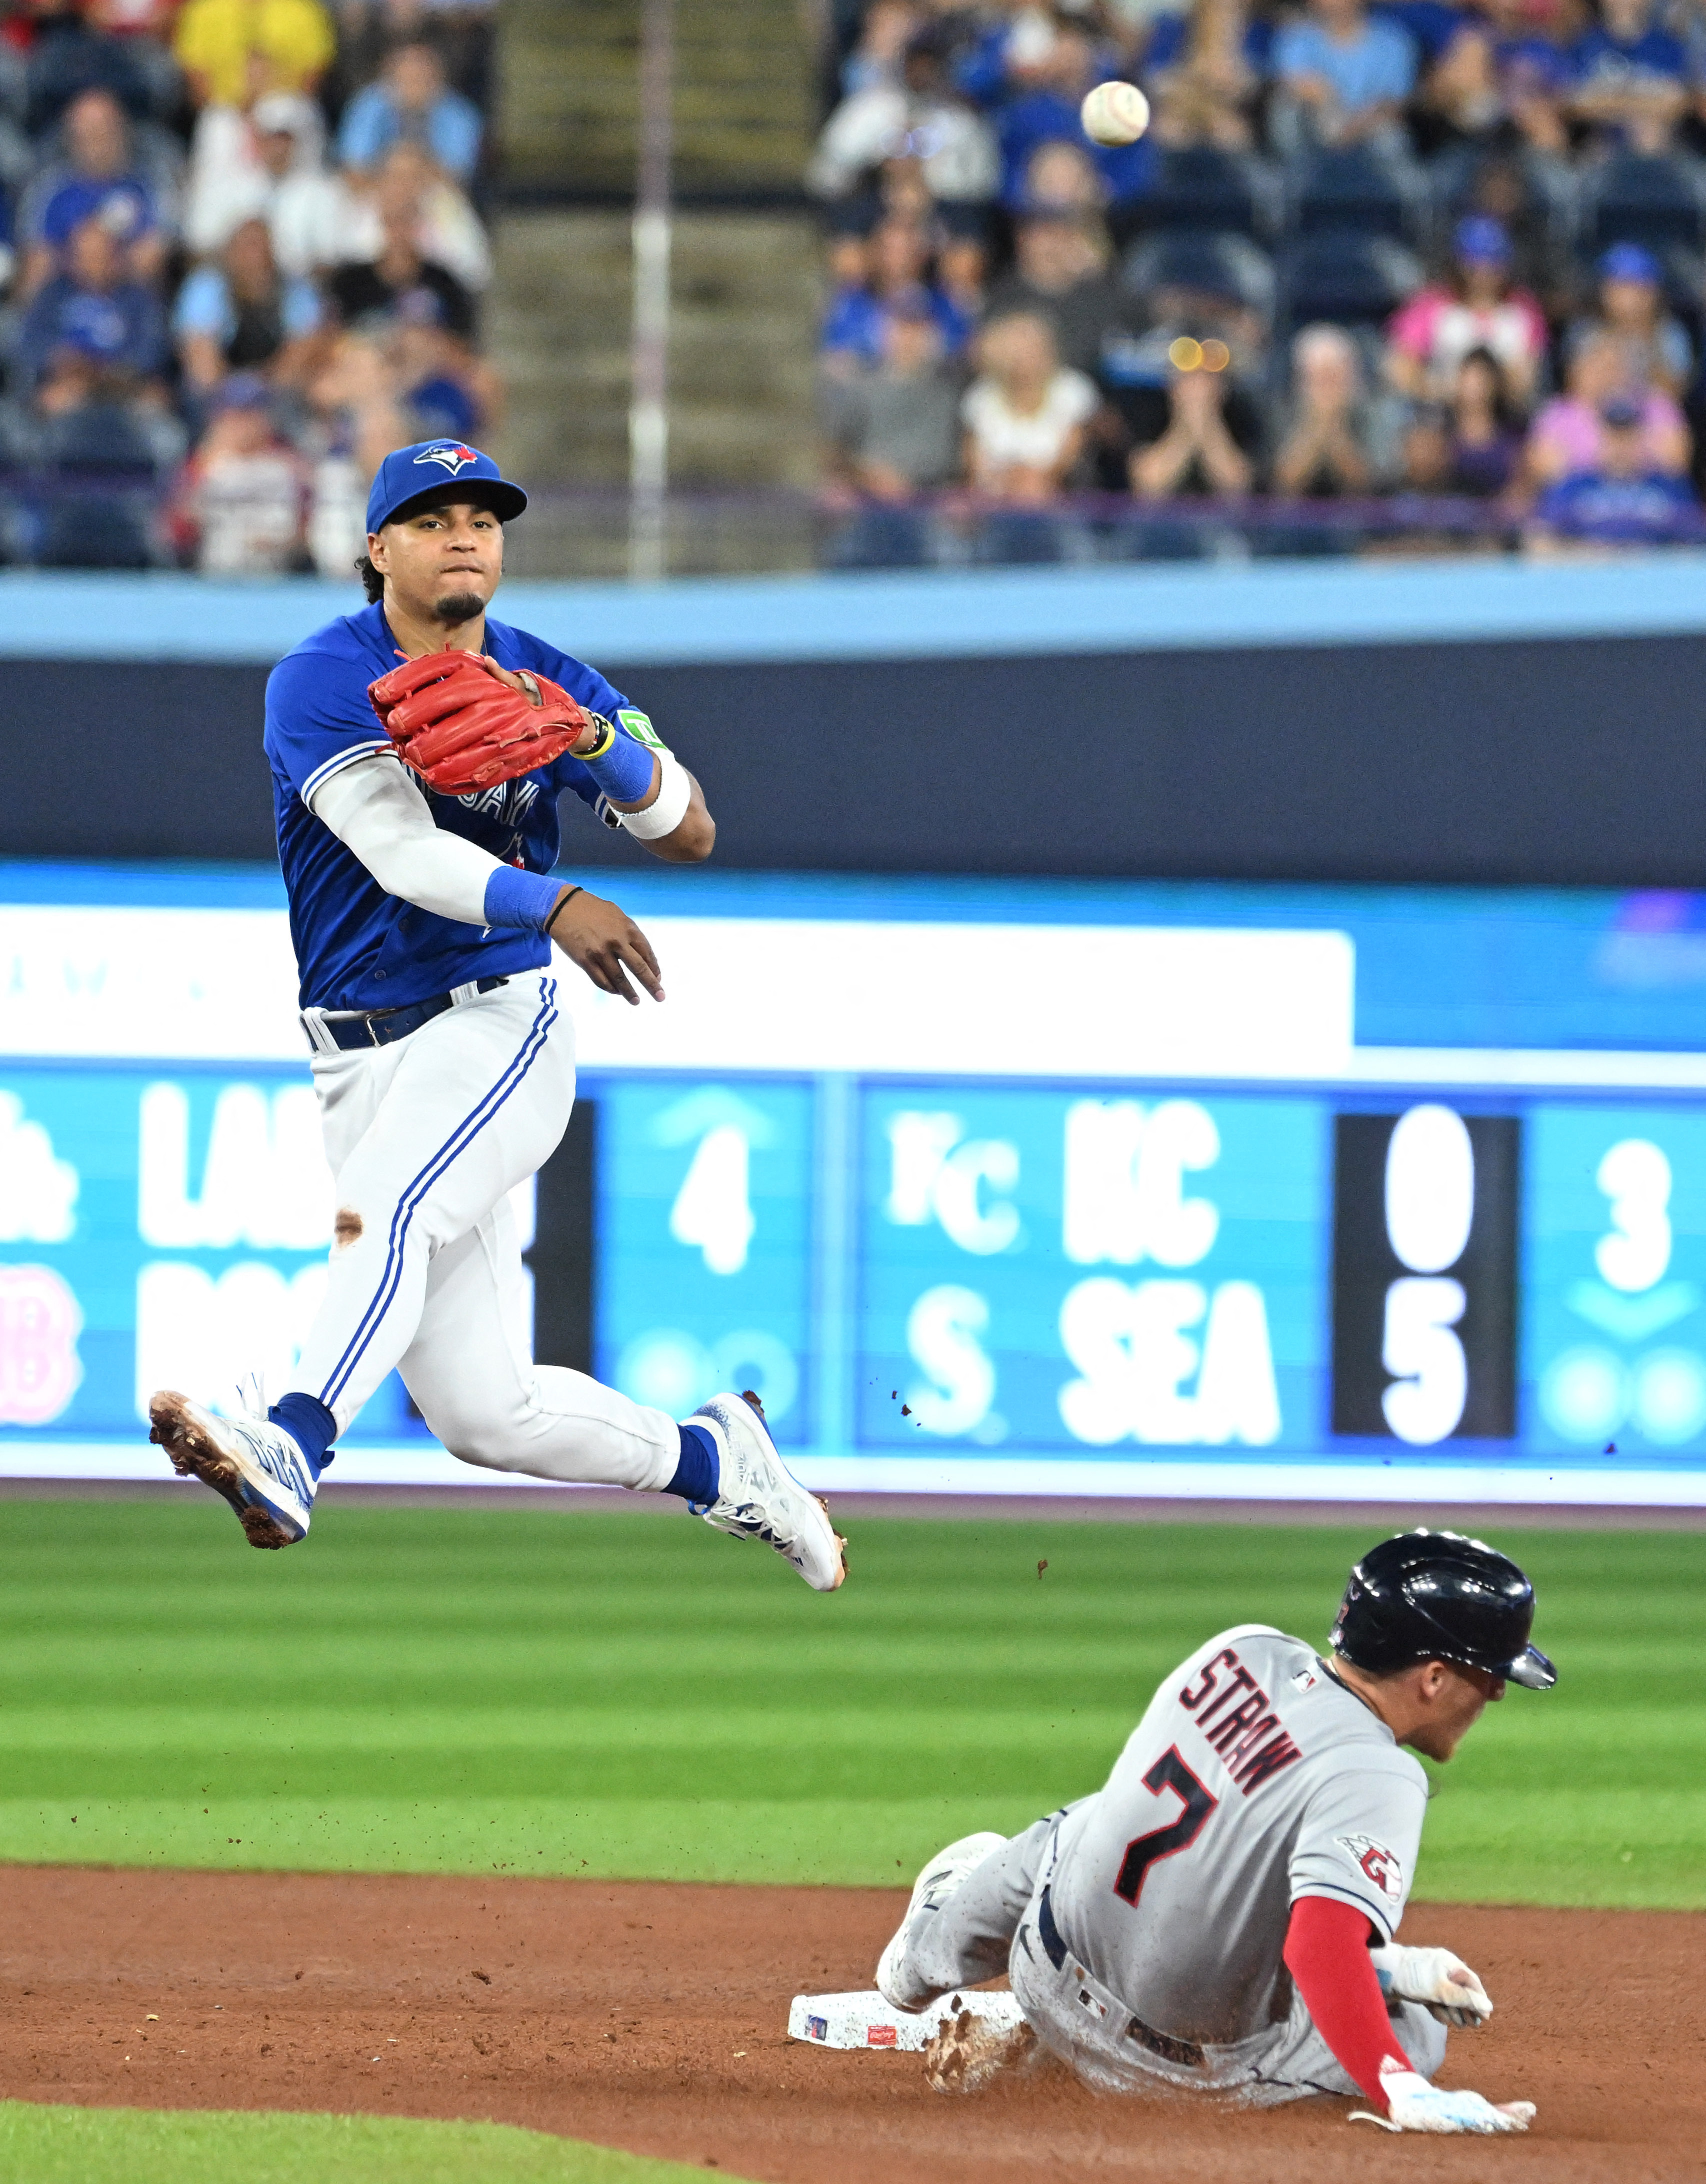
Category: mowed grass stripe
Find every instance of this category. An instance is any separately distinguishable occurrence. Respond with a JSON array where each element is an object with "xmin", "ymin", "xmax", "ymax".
[
  {"xmin": 0, "ymin": 1500, "xmax": 1699, "ymax": 1905},
  {"xmin": 0, "ymin": 2102, "xmax": 753, "ymax": 2184}
]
